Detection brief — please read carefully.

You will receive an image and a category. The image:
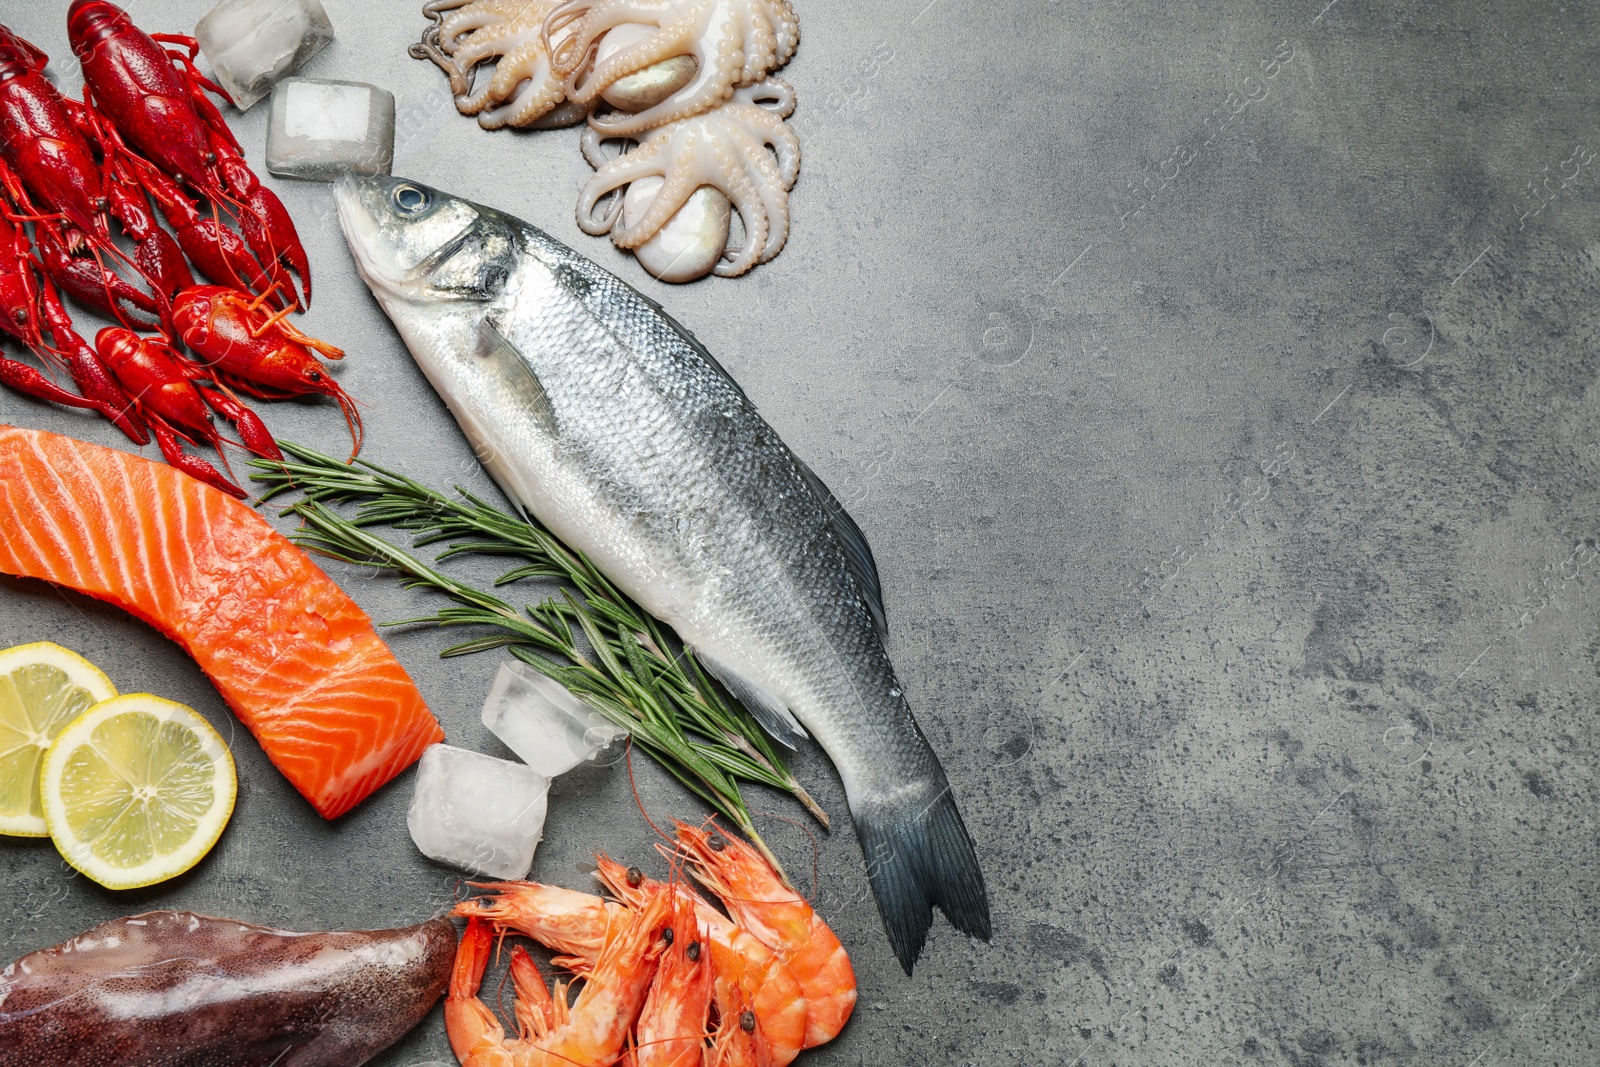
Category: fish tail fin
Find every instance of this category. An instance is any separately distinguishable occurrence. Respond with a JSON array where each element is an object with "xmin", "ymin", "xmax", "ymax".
[{"xmin": 855, "ymin": 777, "xmax": 991, "ymax": 974}]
